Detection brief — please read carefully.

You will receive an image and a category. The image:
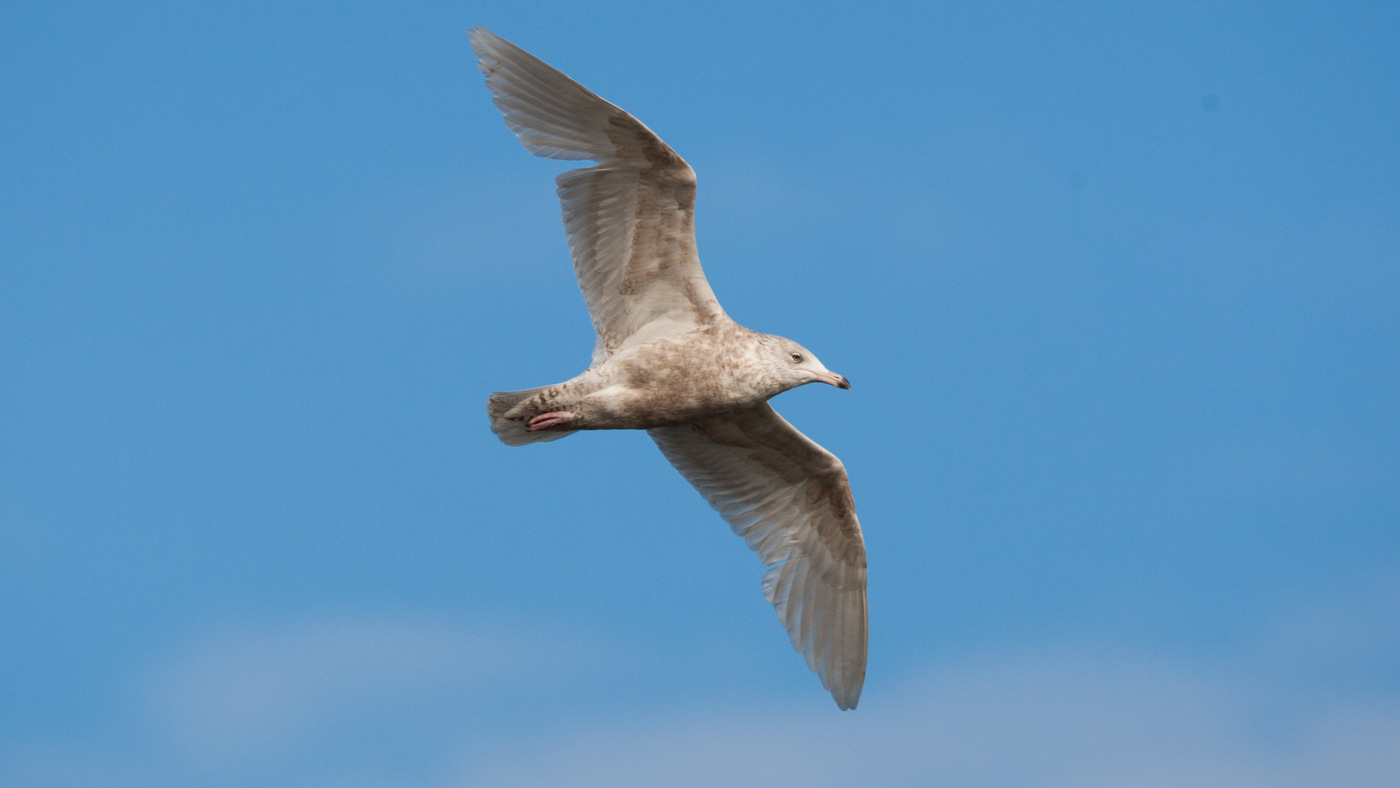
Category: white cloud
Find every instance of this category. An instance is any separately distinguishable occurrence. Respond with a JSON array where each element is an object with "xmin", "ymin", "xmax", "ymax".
[
  {"xmin": 2, "ymin": 614, "xmax": 593, "ymax": 786},
  {"xmin": 449, "ymin": 572, "xmax": 1400, "ymax": 787},
  {"xmin": 459, "ymin": 647, "xmax": 1400, "ymax": 788},
  {"xmin": 143, "ymin": 614, "xmax": 577, "ymax": 759},
  {"xmin": 6, "ymin": 582, "xmax": 1398, "ymax": 788},
  {"xmin": 145, "ymin": 618, "xmax": 495, "ymax": 755}
]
